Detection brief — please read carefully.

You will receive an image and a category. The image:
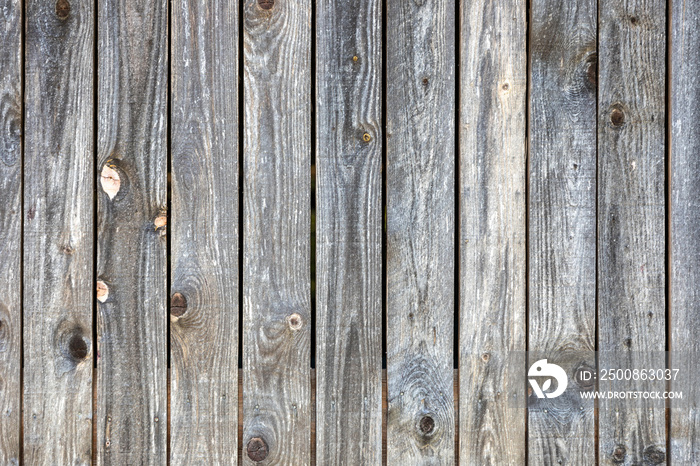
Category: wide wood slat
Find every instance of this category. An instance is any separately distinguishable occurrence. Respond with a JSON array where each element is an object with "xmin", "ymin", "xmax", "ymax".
[{"xmin": 23, "ymin": 0, "xmax": 94, "ymax": 463}]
